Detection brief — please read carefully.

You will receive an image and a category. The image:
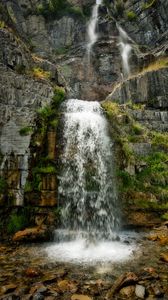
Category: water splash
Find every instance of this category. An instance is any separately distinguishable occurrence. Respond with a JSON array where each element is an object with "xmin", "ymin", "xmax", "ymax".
[
  {"xmin": 58, "ymin": 99, "xmax": 119, "ymax": 240},
  {"xmin": 117, "ymin": 25, "xmax": 132, "ymax": 77},
  {"xmin": 87, "ymin": 0, "xmax": 102, "ymax": 58}
]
